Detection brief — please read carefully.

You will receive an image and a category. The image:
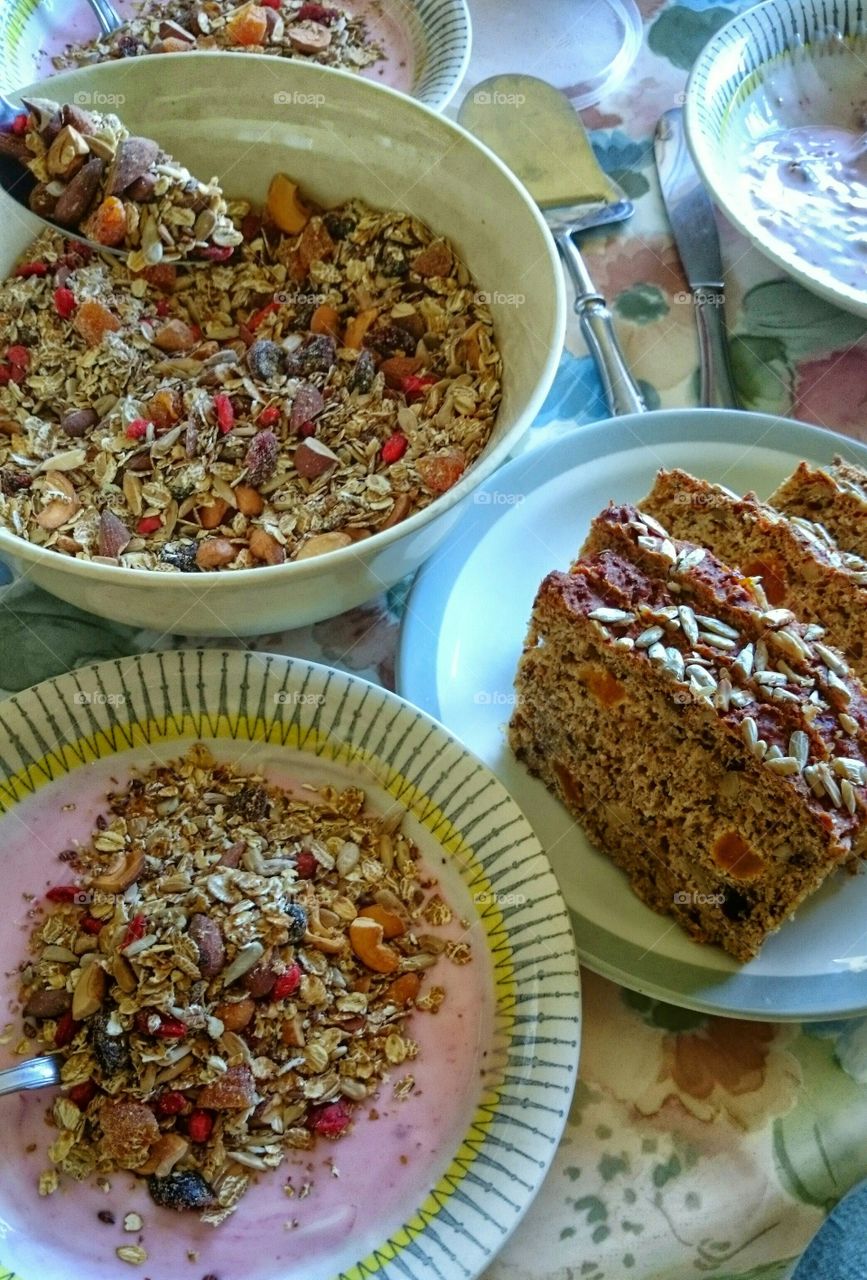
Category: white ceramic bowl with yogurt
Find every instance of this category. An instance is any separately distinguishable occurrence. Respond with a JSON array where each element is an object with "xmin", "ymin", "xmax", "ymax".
[
  {"xmin": 685, "ymin": 0, "xmax": 867, "ymax": 317},
  {"xmin": 0, "ymin": 55, "xmax": 564, "ymax": 636}
]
